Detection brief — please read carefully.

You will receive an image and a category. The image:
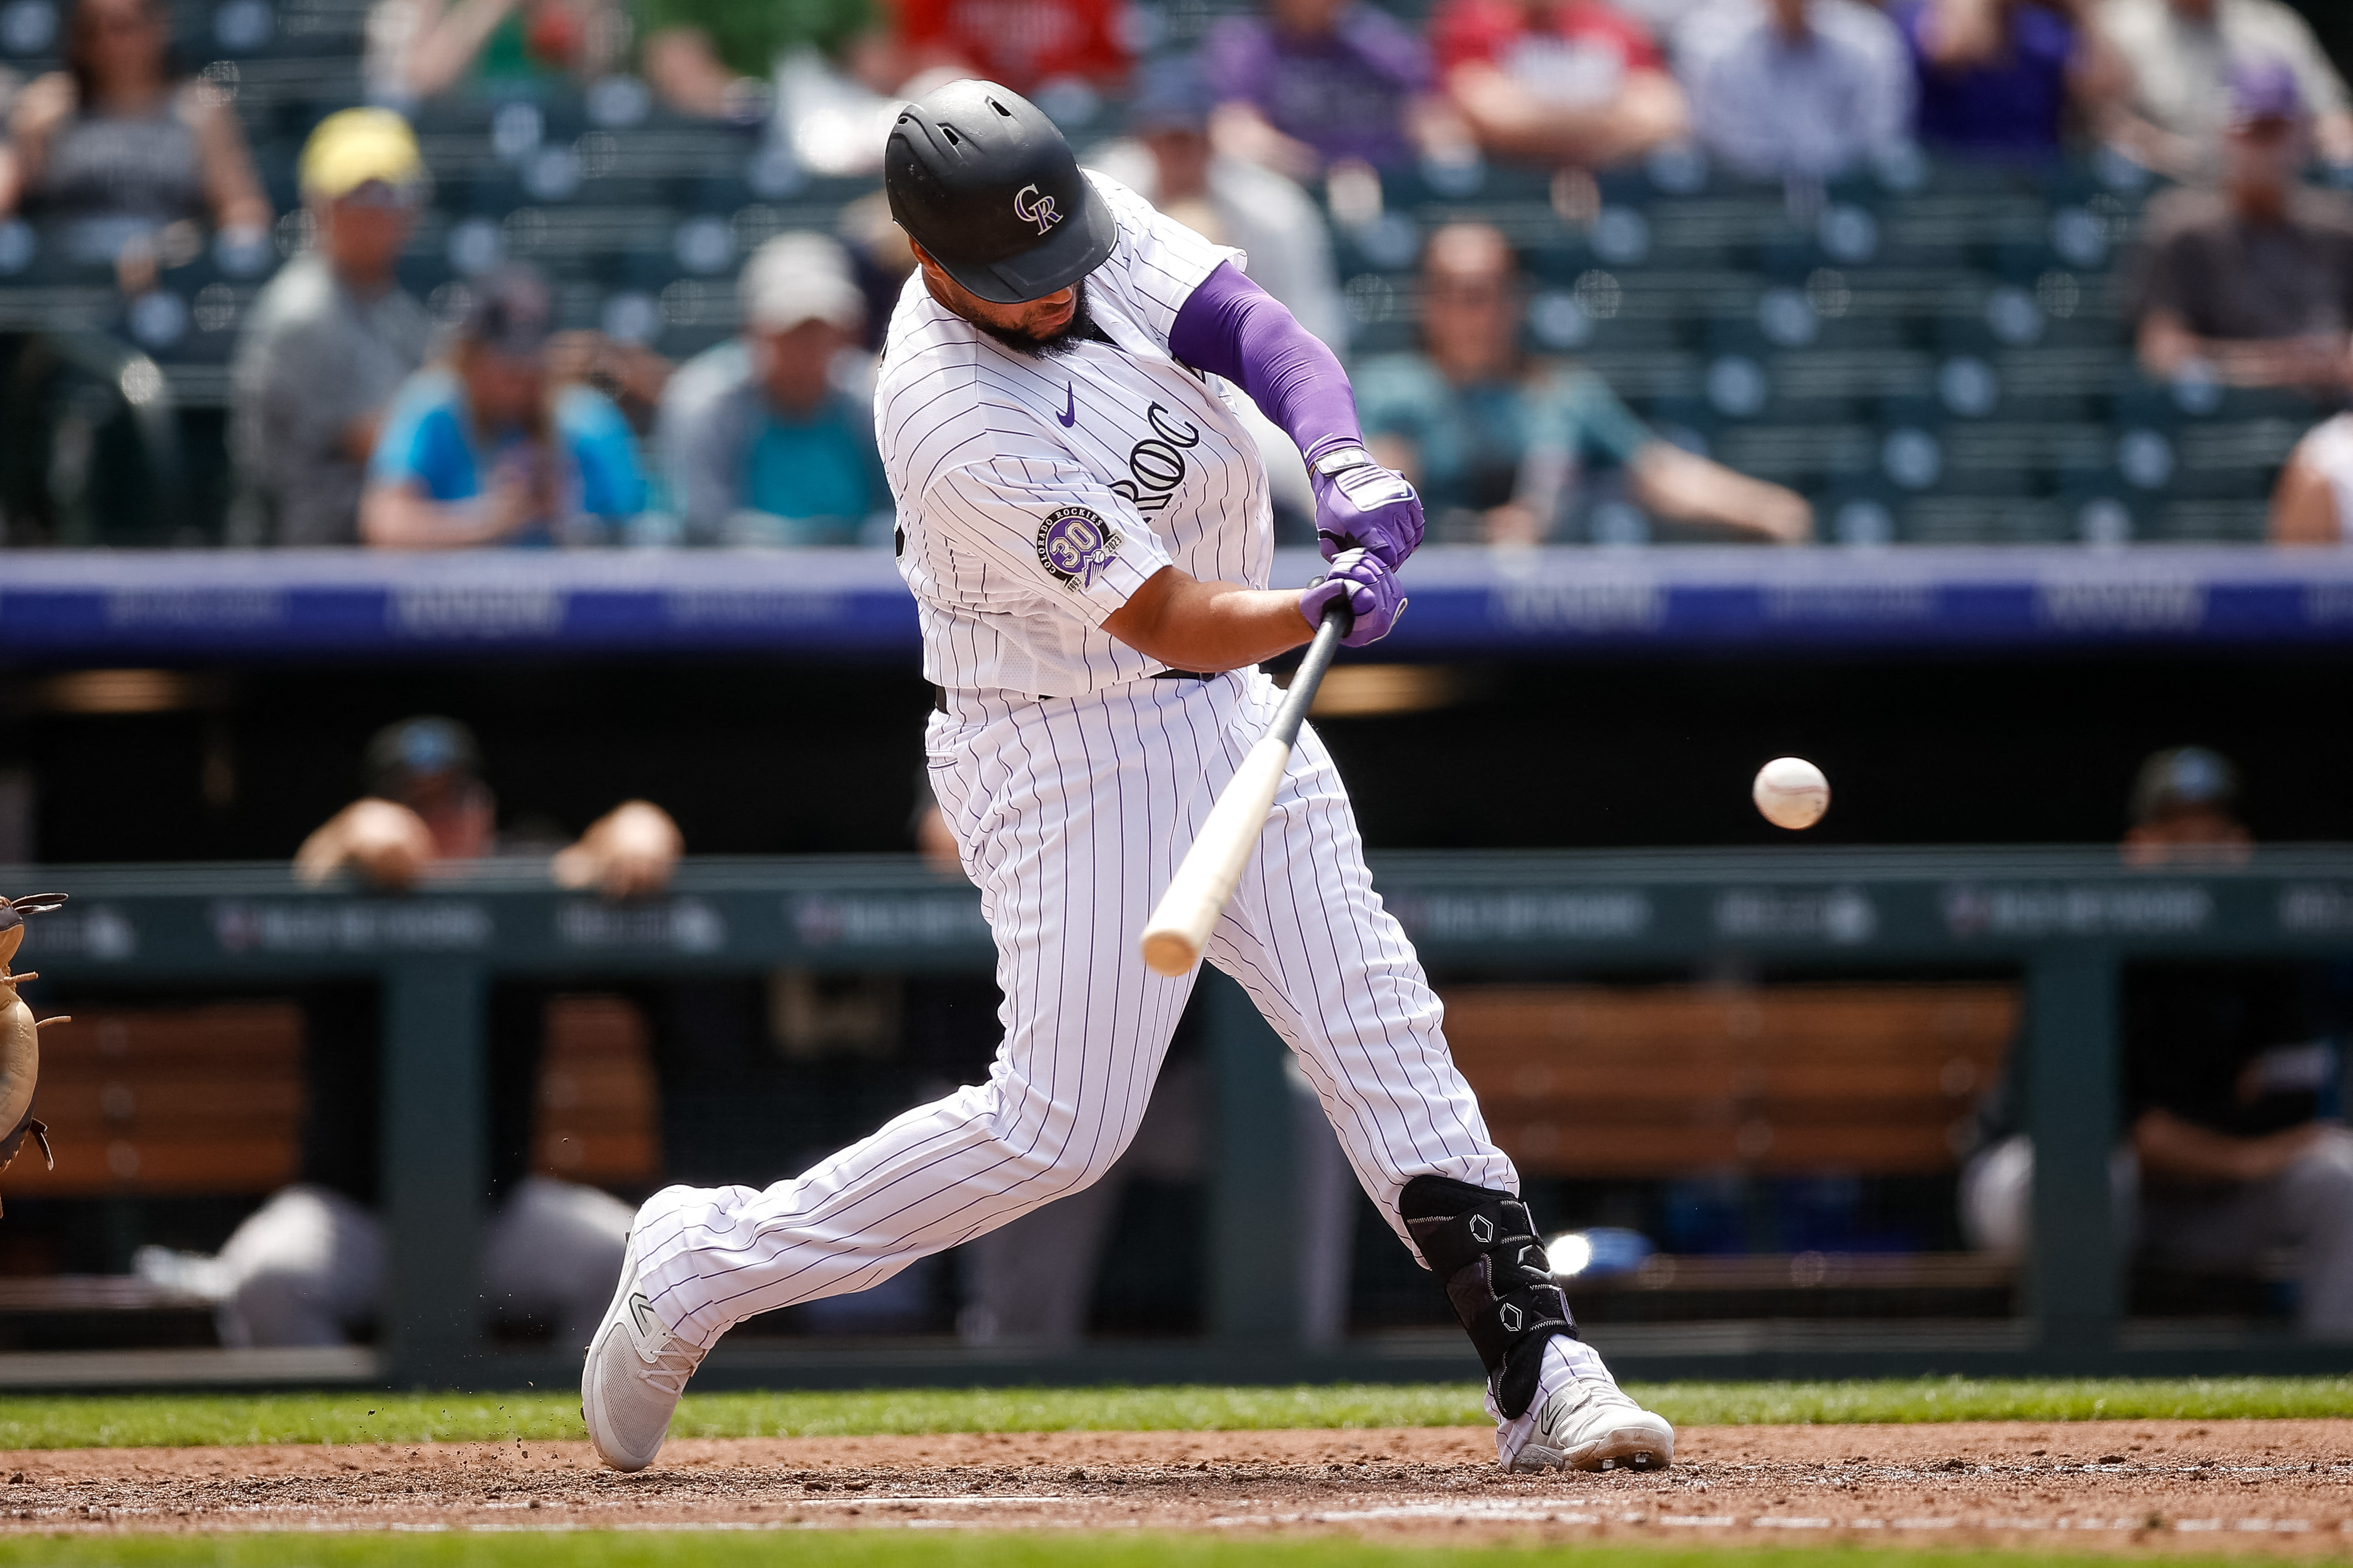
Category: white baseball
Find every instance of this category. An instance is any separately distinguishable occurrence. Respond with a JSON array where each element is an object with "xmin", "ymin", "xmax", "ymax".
[{"xmin": 1753, "ymin": 756, "xmax": 1830, "ymax": 830}]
